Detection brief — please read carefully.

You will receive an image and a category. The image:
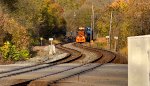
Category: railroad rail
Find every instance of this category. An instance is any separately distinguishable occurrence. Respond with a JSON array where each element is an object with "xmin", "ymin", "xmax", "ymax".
[
  {"xmin": 76, "ymin": 43, "xmax": 117, "ymax": 64},
  {"xmin": 0, "ymin": 43, "xmax": 116, "ymax": 86},
  {"xmin": 0, "ymin": 44, "xmax": 71, "ymax": 74},
  {"xmin": 0, "ymin": 43, "xmax": 82, "ymax": 78}
]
